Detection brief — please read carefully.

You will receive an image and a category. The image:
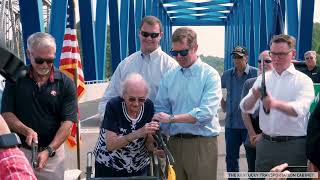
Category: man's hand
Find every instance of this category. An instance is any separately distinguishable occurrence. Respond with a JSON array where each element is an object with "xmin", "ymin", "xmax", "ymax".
[
  {"xmin": 152, "ymin": 112, "xmax": 170, "ymax": 123},
  {"xmin": 267, "ymin": 163, "xmax": 290, "ymax": 180},
  {"xmin": 25, "ymin": 129, "xmax": 38, "ymax": 146},
  {"xmin": 249, "ymin": 133, "xmax": 262, "ymax": 146},
  {"xmin": 37, "ymin": 149, "xmax": 49, "ymax": 169}
]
